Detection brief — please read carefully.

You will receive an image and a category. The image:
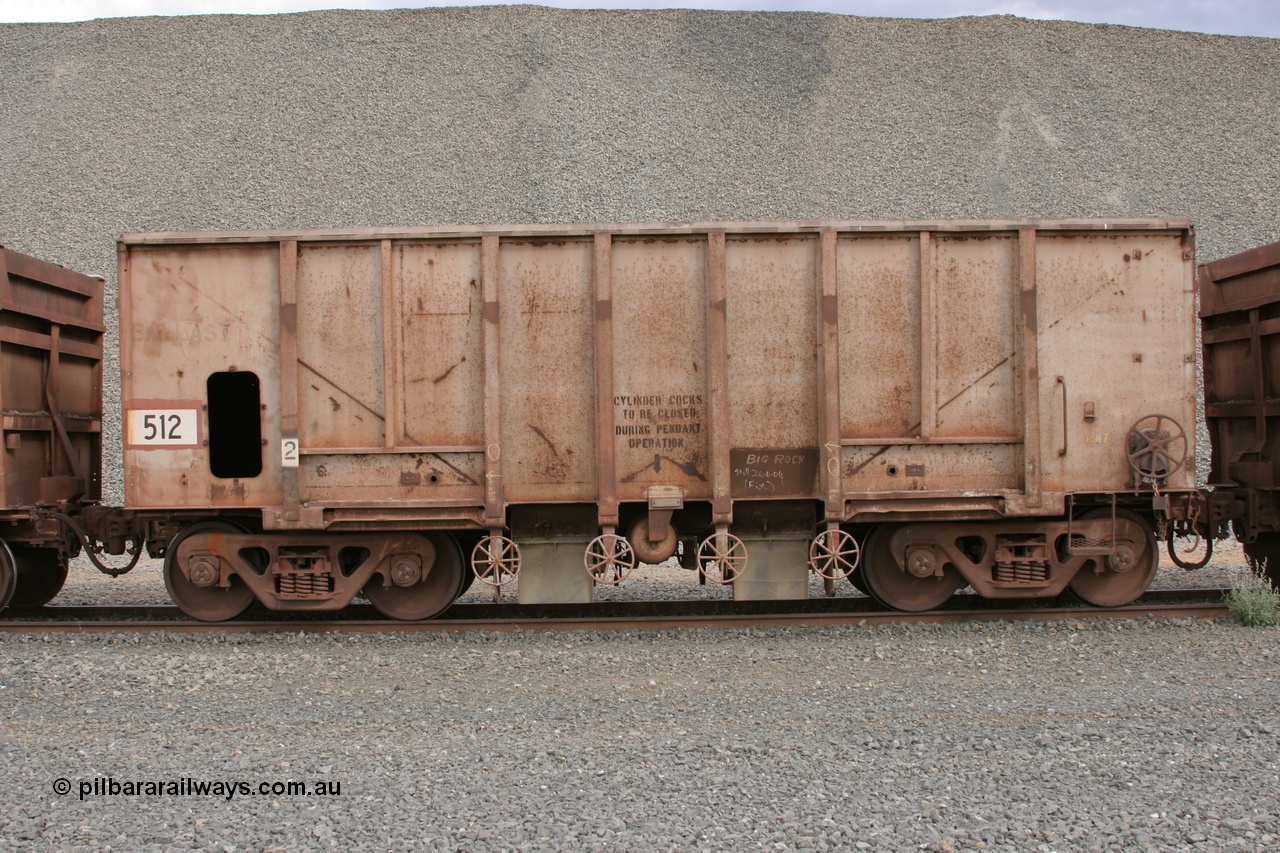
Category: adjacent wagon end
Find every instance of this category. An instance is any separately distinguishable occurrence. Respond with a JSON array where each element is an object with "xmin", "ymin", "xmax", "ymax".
[{"xmin": 0, "ymin": 246, "xmax": 105, "ymax": 609}]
